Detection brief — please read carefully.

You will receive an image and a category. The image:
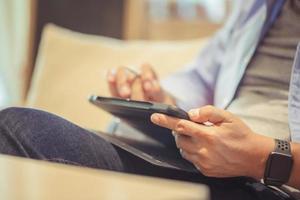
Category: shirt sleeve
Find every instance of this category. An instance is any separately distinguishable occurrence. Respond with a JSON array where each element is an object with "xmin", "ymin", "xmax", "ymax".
[
  {"xmin": 160, "ymin": 1, "xmax": 241, "ymax": 111},
  {"xmin": 161, "ymin": 30, "xmax": 229, "ymax": 111}
]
